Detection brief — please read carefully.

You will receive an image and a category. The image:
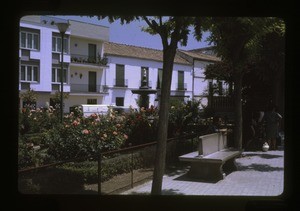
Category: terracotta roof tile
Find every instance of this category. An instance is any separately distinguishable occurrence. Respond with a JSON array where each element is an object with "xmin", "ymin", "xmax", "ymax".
[
  {"xmin": 178, "ymin": 49, "xmax": 221, "ymax": 62},
  {"xmin": 104, "ymin": 42, "xmax": 191, "ymax": 65}
]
